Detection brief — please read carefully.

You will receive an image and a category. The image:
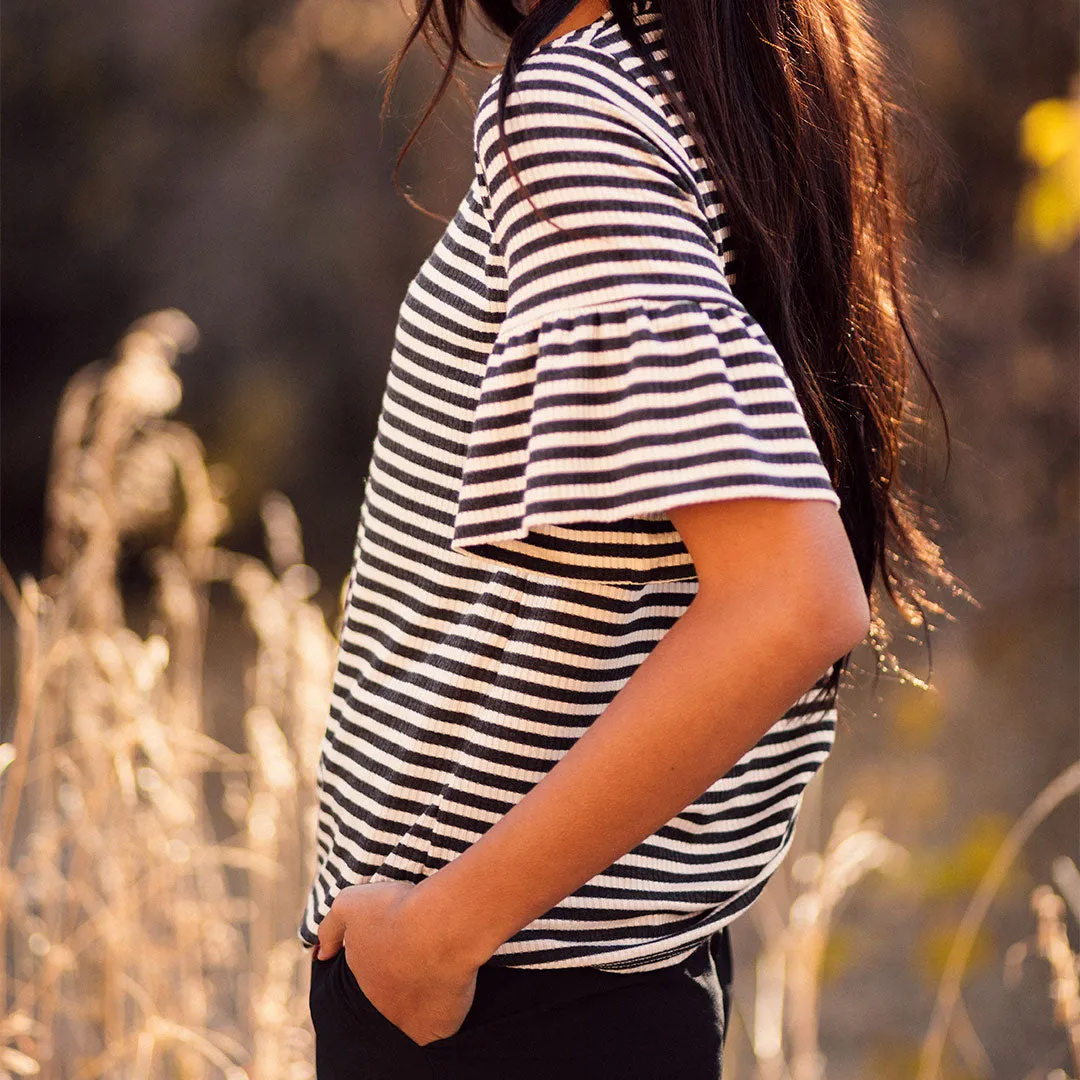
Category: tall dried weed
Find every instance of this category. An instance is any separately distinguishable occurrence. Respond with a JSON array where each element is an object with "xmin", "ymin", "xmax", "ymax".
[{"xmin": 1, "ymin": 310, "xmax": 338, "ymax": 1079}]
